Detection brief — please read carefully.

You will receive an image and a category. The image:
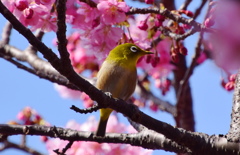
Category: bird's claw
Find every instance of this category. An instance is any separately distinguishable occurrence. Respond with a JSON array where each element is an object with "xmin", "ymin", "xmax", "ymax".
[{"xmin": 105, "ymin": 92, "xmax": 112, "ymax": 97}]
